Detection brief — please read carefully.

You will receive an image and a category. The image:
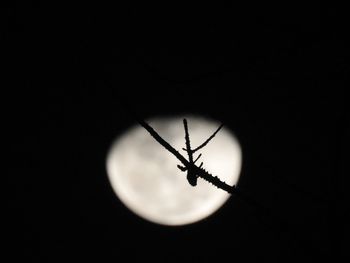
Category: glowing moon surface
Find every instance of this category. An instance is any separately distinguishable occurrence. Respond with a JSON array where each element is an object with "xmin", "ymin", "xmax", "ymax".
[{"xmin": 106, "ymin": 116, "xmax": 242, "ymax": 225}]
